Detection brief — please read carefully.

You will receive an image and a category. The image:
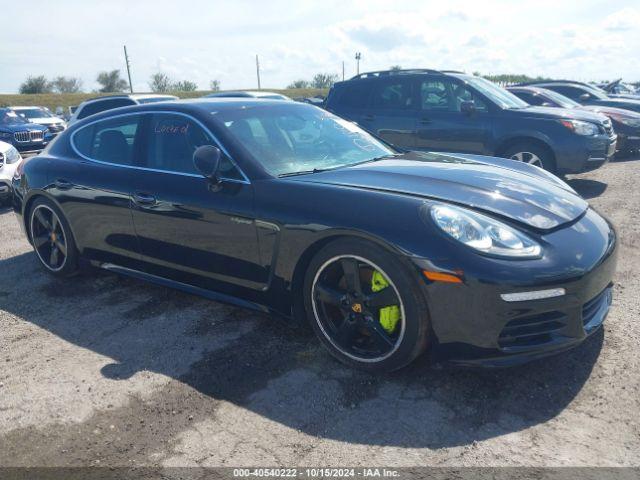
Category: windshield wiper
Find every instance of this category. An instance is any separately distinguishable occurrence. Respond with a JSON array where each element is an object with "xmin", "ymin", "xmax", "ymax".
[
  {"xmin": 277, "ymin": 154, "xmax": 401, "ymax": 178},
  {"xmin": 277, "ymin": 168, "xmax": 329, "ymax": 178}
]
